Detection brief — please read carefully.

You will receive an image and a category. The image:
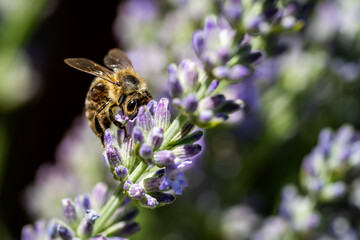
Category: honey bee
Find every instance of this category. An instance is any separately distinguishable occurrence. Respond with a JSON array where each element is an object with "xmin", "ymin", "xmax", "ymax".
[{"xmin": 65, "ymin": 49, "xmax": 152, "ymax": 146}]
